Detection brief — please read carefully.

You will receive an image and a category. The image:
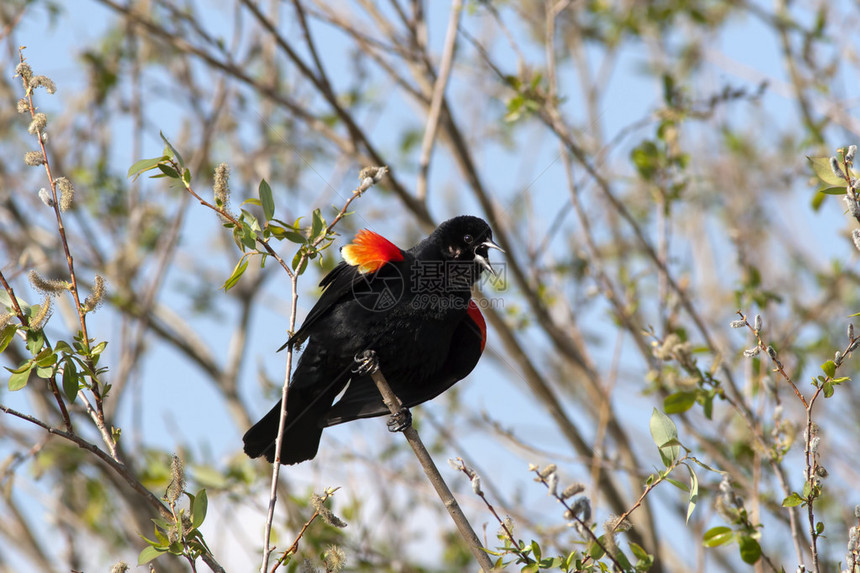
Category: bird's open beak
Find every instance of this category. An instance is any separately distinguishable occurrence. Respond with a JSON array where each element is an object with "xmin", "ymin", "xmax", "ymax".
[{"xmin": 474, "ymin": 239, "xmax": 504, "ymax": 277}]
